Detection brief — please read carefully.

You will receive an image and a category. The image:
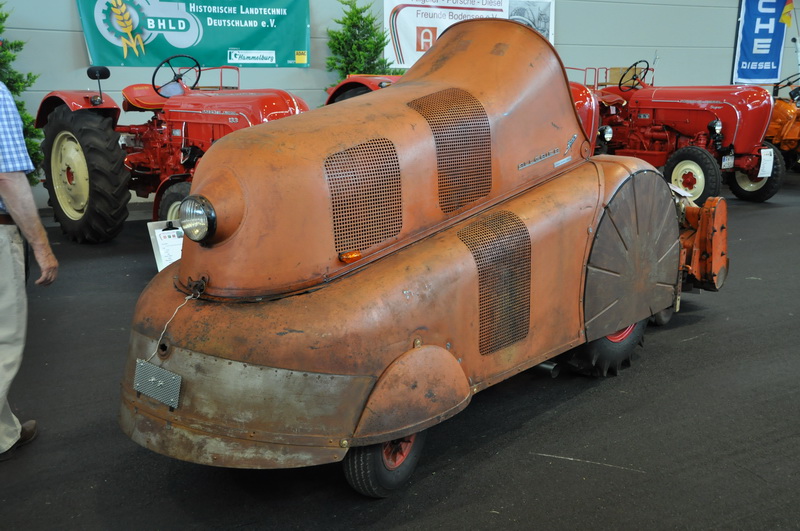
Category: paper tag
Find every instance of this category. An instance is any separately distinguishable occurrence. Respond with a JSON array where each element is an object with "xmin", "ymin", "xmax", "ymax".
[{"xmin": 757, "ymin": 147, "xmax": 774, "ymax": 178}]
